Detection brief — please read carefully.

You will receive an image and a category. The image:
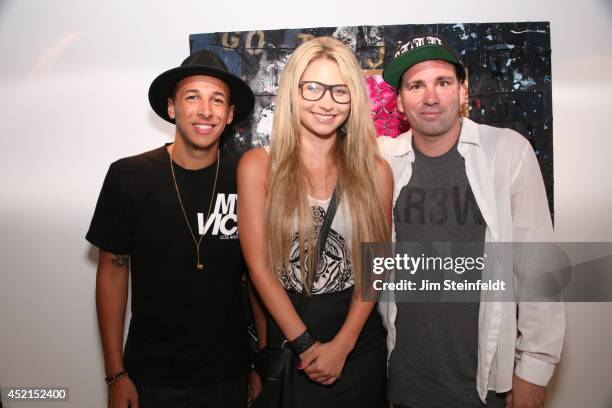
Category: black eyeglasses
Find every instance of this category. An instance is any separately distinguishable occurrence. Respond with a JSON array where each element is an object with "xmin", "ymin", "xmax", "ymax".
[{"xmin": 298, "ymin": 81, "xmax": 351, "ymax": 104}]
